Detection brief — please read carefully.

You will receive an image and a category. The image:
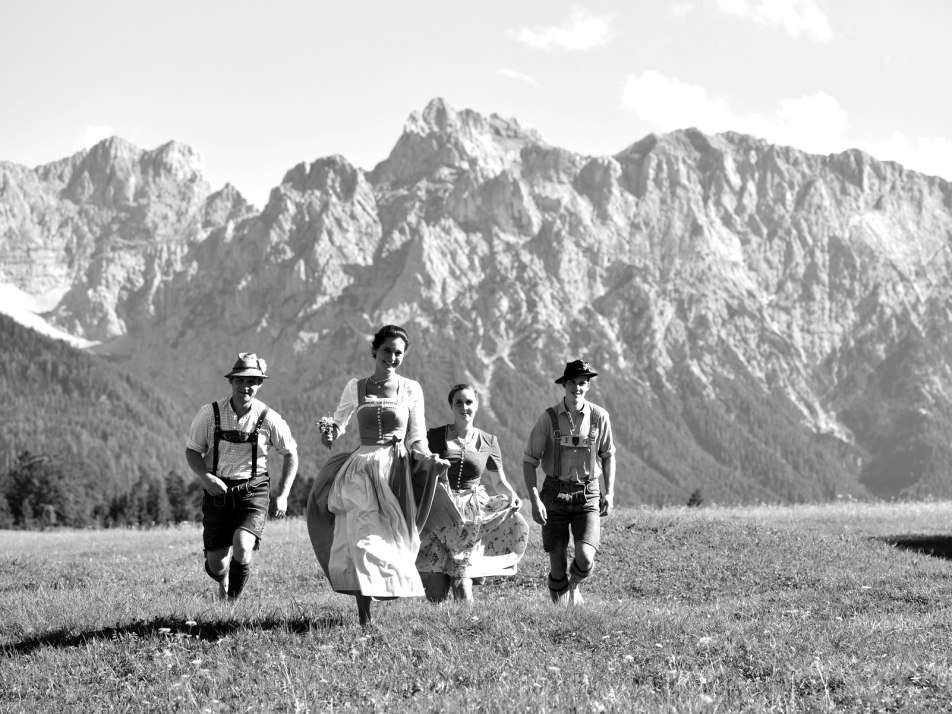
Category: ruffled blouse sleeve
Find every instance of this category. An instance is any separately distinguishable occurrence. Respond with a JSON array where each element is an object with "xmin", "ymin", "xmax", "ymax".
[
  {"xmin": 330, "ymin": 378, "xmax": 359, "ymax": 435},
  {"xmin": 403, "ymin": 378, "xmax": 428, "ymax": 450}
]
